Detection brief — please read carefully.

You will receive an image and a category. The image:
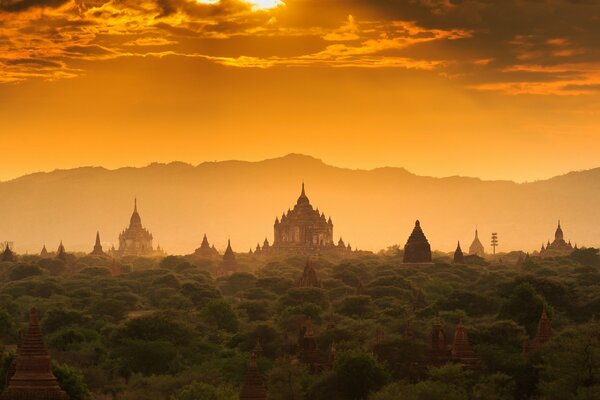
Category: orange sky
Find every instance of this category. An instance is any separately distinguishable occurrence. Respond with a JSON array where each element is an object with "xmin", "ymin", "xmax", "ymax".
[{"xmin": 1, "ymin": 0, "xmax": 599, "ymax": 182}]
